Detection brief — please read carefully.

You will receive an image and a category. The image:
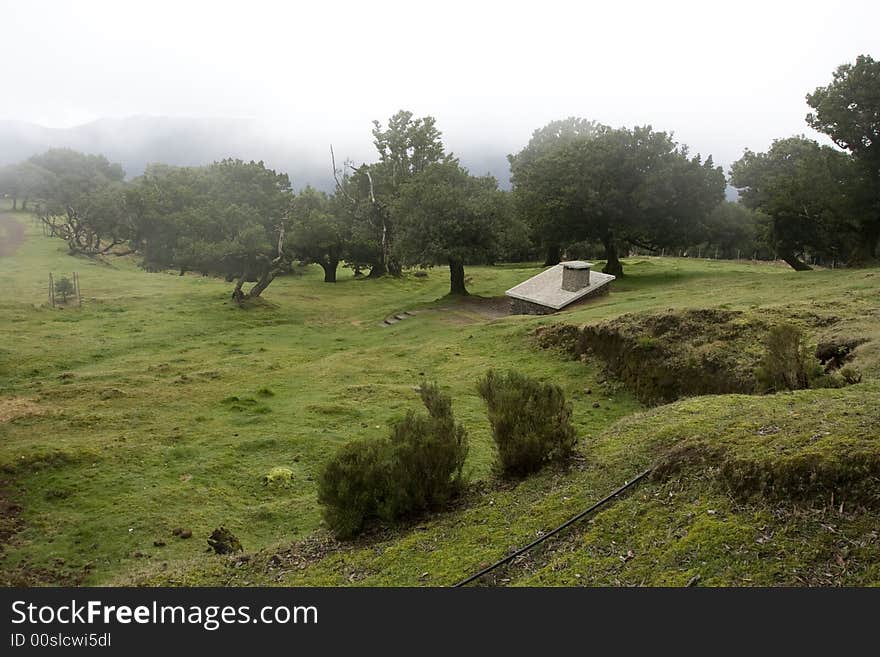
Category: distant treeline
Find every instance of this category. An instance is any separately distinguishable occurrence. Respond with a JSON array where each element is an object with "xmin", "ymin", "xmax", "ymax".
[{"xmin": 1, "ymin": 55, "xmax": 876, "ymax": 300}]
